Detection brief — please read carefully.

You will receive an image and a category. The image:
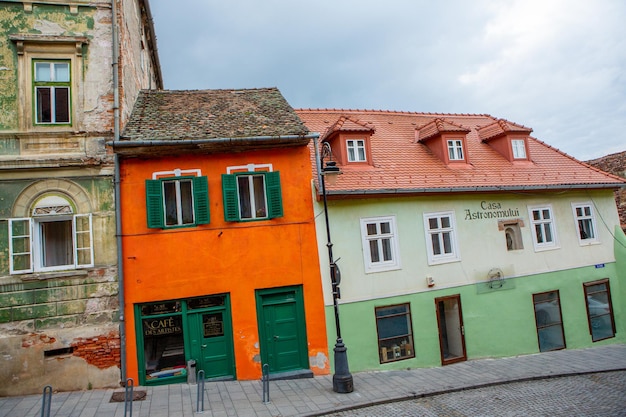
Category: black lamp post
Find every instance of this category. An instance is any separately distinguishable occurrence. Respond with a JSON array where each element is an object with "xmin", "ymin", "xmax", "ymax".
[{"xmin": 319, "ymin": 142, "xmax": 354, "ymax": 393}]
